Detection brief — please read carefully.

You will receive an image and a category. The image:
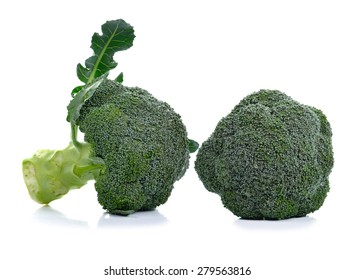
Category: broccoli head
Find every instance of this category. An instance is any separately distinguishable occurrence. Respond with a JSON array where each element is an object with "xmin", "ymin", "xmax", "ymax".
[
  {"xmin": 195, "ymin": 89, "xmax": 334, "ymax": 220},
  {"xmin": 23, "ymin": 79, "xmax": 192, "ymax": 215},
  {"xmin": 75, "ymin": 79, "xmax": 190, "ymax": 215}
]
